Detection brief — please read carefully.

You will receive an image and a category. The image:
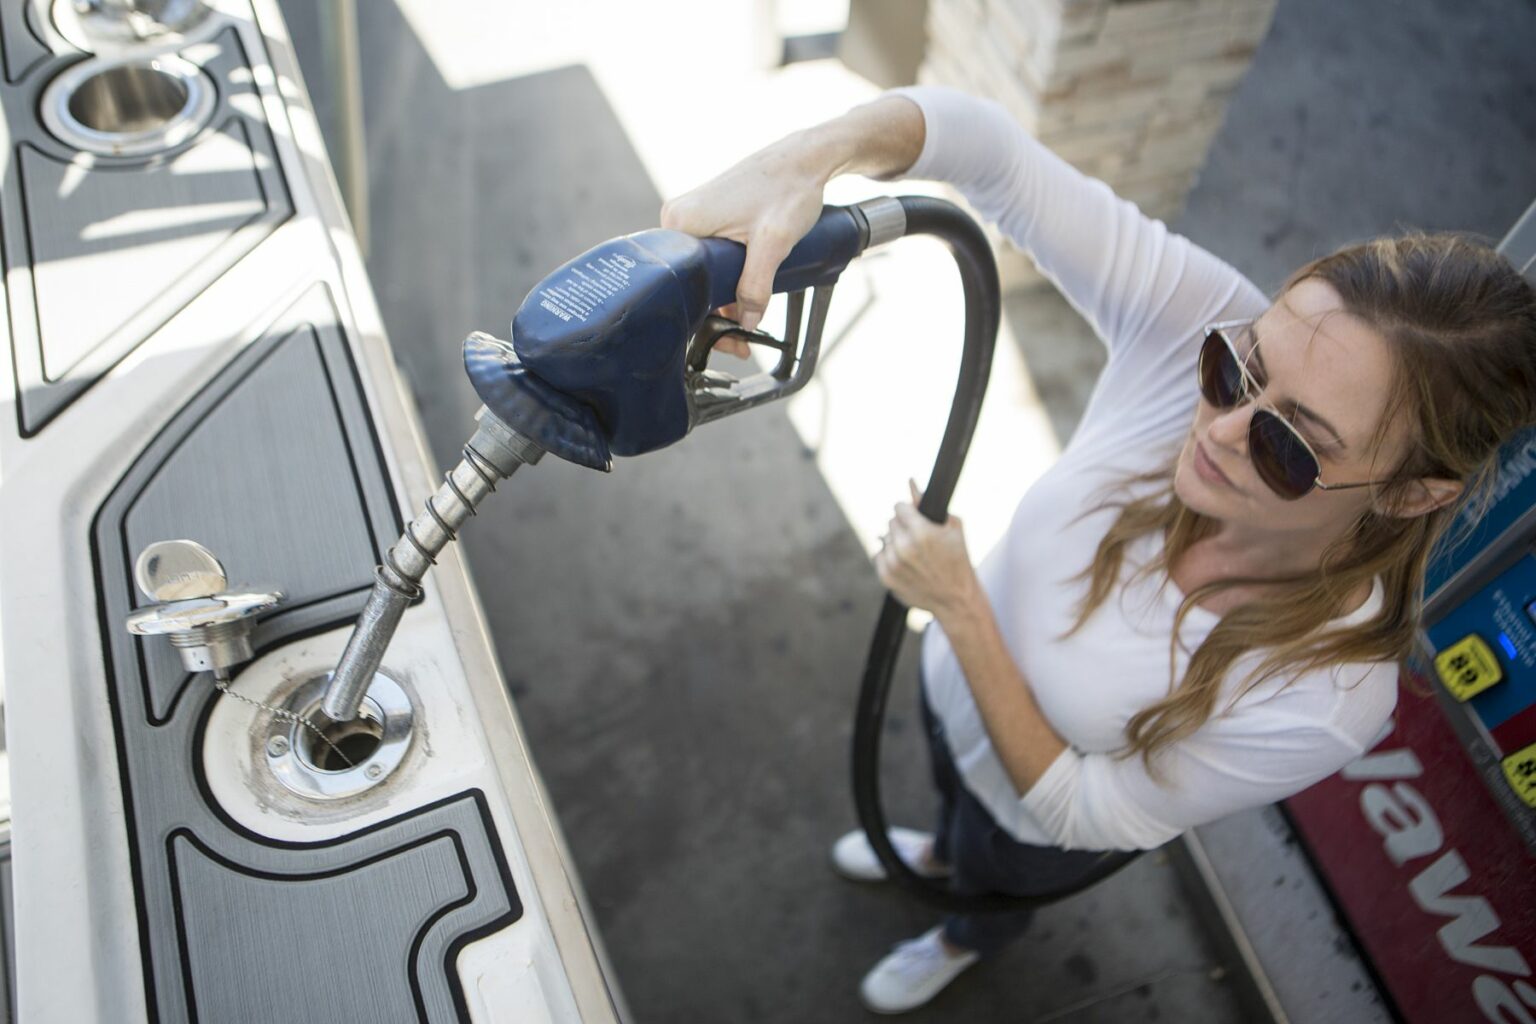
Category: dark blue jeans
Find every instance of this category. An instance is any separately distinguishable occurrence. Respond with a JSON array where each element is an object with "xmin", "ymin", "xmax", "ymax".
[{"xmin": 919, "ymin": 683, "xmax": 1134, "ymax": 956}]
